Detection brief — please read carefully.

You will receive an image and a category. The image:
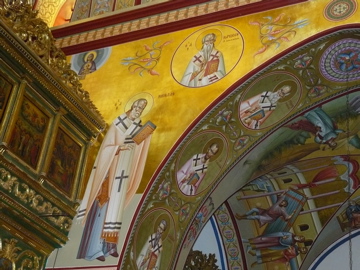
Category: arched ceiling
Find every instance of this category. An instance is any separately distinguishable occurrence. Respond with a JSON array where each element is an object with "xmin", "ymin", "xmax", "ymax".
[
  {"xmin": 133, "ymin": 25, "xmax": 360, "ymax": 269},
  {"xmin": 34, "ymin": 0, "xmax": 68, "ymax": 26}
]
